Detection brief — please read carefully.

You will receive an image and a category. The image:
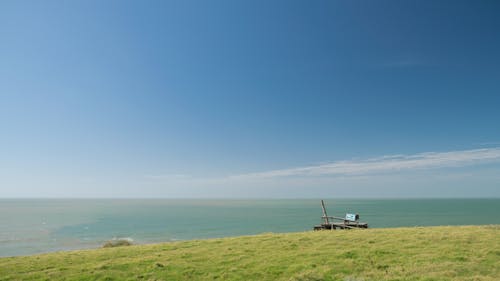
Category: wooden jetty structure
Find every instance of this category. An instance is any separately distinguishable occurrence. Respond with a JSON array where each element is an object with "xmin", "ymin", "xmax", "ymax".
[{"xmin": 313, "ymin": 200, "xmax": 368, "ymax": 230}]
